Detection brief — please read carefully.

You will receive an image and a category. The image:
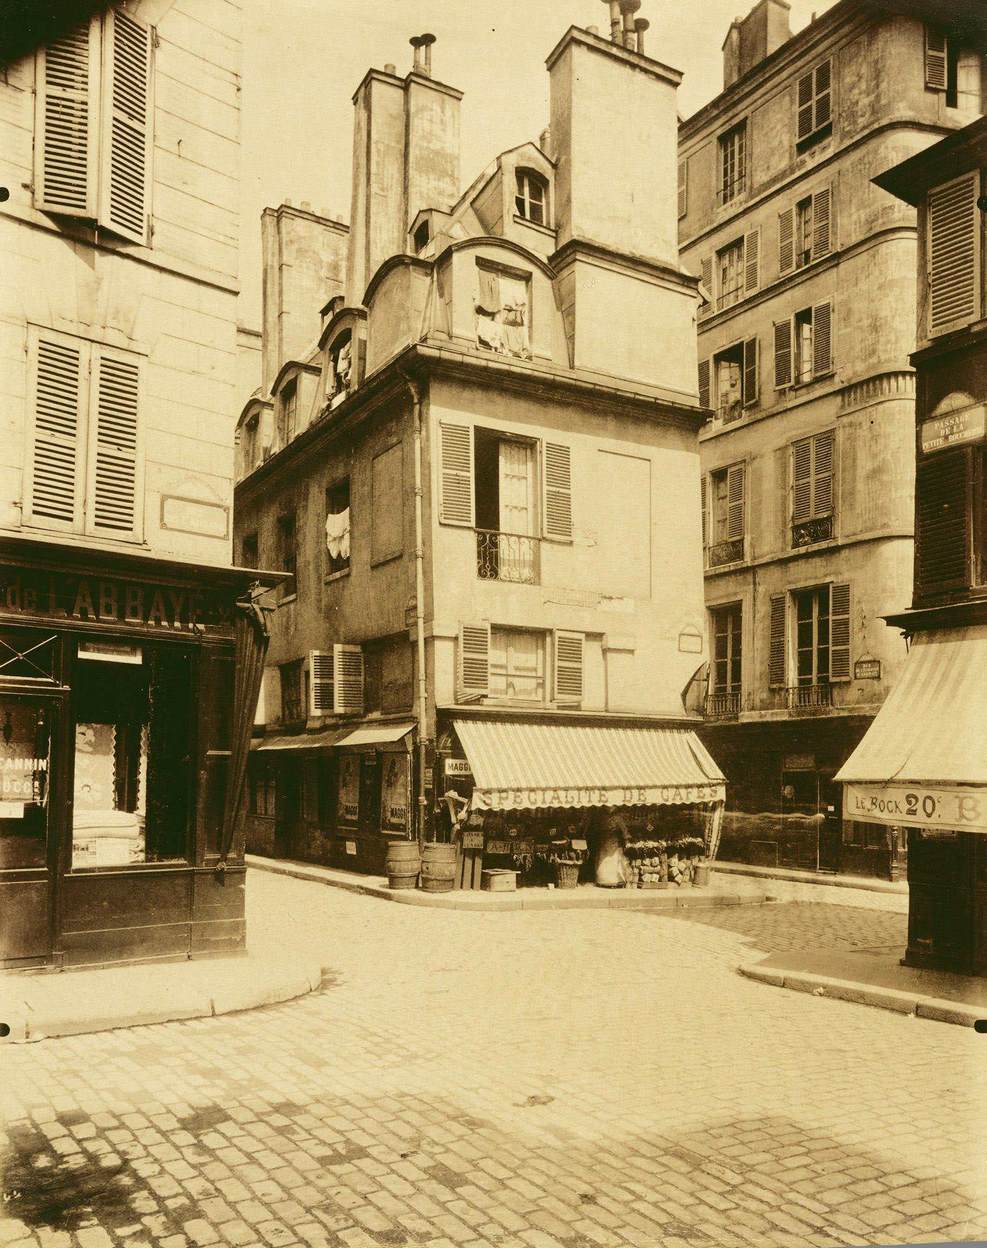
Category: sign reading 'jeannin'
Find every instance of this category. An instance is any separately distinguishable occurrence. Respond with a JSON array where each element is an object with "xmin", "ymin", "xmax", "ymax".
[{"xmin": 0, "ymin": 571, "xmax": 234, "ymax": 635}]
